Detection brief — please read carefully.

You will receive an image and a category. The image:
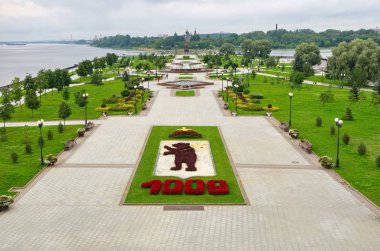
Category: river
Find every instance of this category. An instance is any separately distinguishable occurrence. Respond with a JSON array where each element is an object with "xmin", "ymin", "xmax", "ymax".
[
  {"xmin": 0, "ymin": 43, "xmax": 142, "ymax": 87},
  {"xmin": 0, "ymin": 44, "xmax": 332, "ymax": 87}
]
